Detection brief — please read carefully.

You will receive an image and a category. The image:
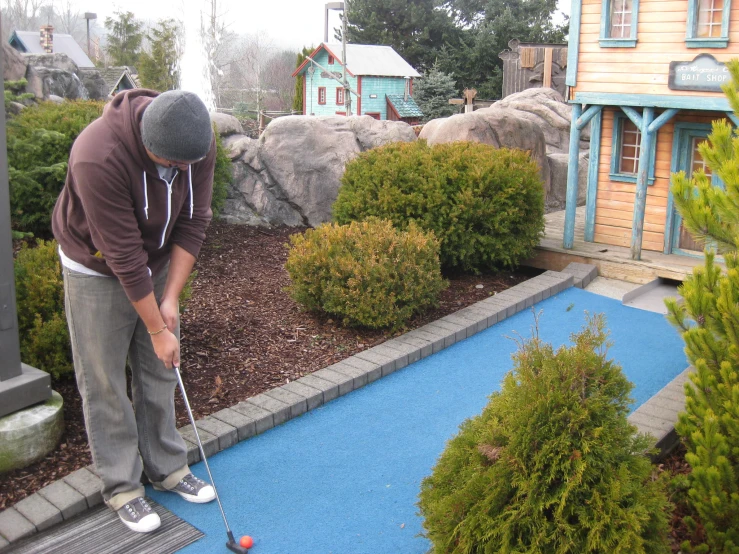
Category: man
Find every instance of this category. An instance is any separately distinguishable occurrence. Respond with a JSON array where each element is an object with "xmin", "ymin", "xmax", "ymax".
[{"xmin": 52, "ymin": 89, "xmax": 217, "ymax": 533}]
